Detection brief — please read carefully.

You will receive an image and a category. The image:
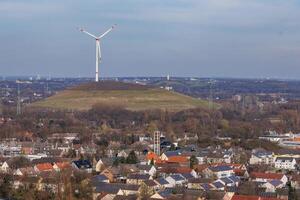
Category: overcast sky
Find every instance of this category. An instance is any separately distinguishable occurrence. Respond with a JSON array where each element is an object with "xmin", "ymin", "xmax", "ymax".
[{"xmin": 0, "ymin": 0, "xmax": 300, "ymax": 79}]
